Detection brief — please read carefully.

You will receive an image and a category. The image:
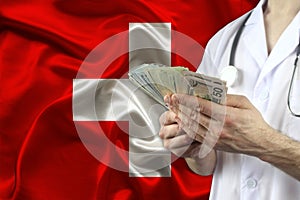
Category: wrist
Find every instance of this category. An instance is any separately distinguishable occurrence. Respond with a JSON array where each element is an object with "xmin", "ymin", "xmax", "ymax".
[
  {"xmin": 241, "ymin": 125, "xmax": 280, "ymax": 159},
  {"xmin": 257, "ymin": 128, "xmax": 293, "ymax": 162}
]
